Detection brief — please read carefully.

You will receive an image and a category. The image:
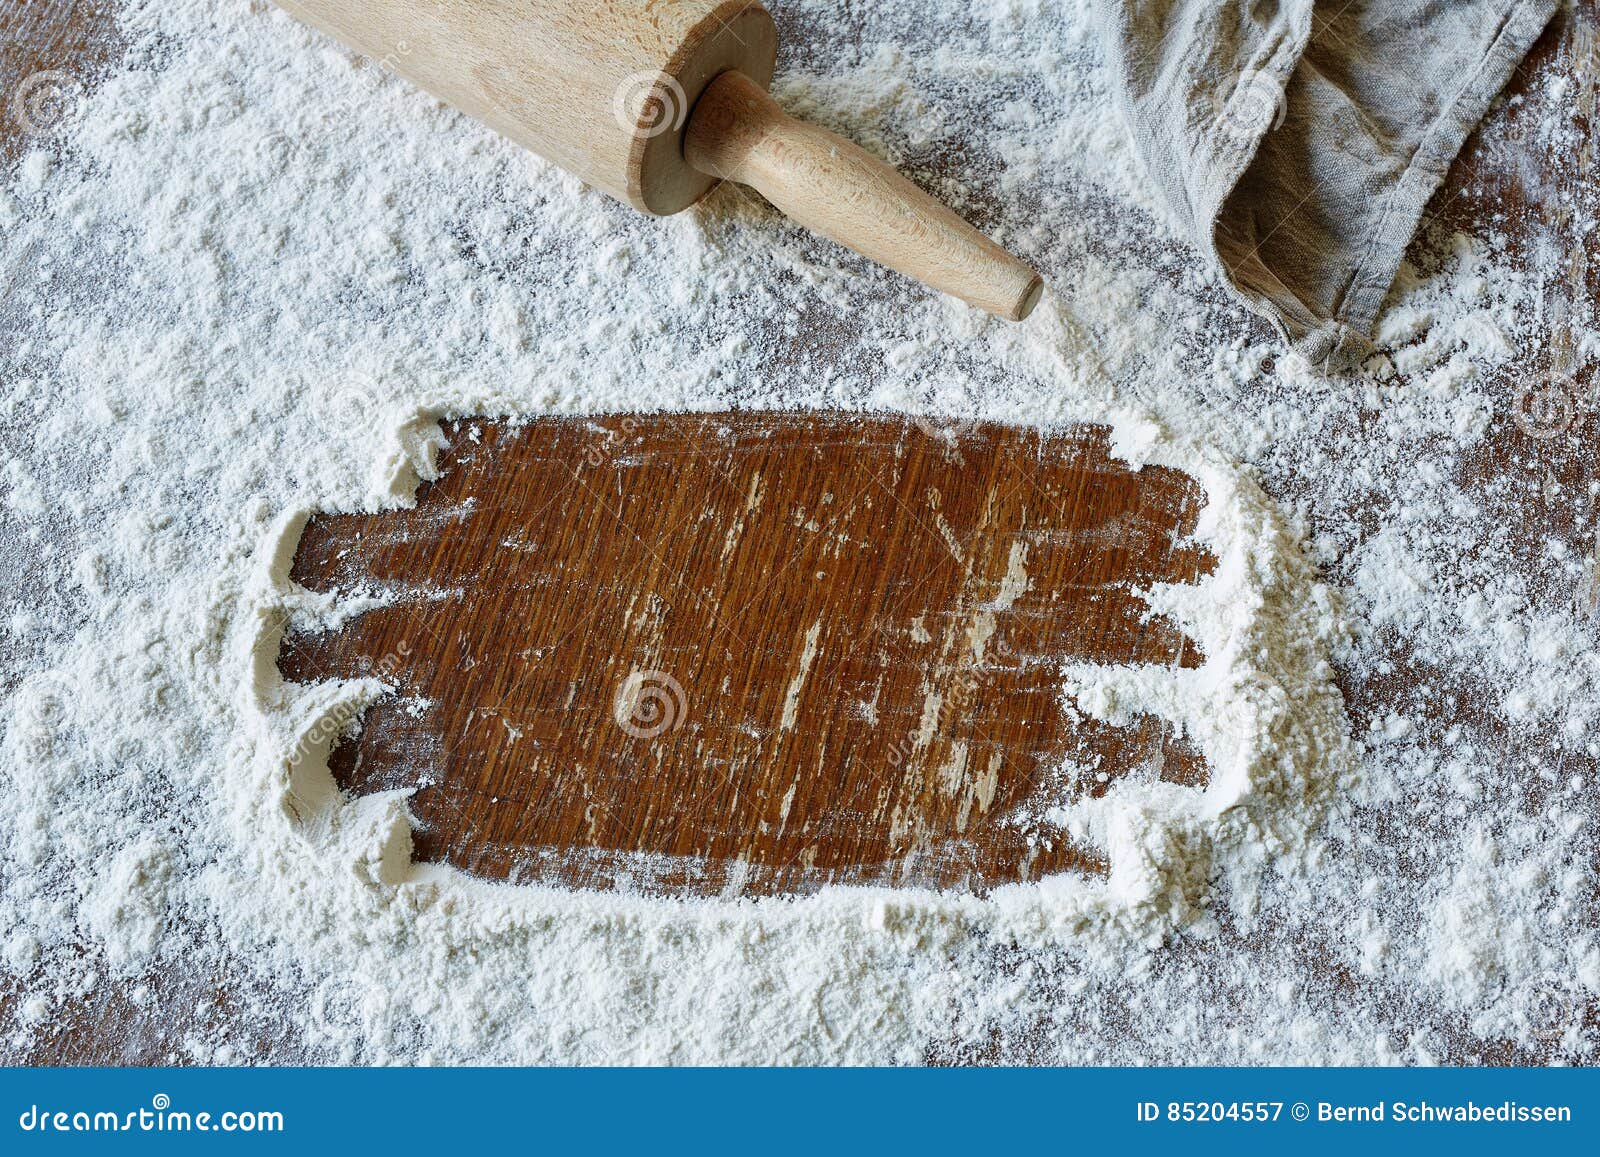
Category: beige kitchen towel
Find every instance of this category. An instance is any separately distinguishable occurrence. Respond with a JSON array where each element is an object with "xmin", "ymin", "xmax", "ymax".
[{"xmin": 1096, "ymin": 0, "xmax": 1559, "ymax": 365}]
